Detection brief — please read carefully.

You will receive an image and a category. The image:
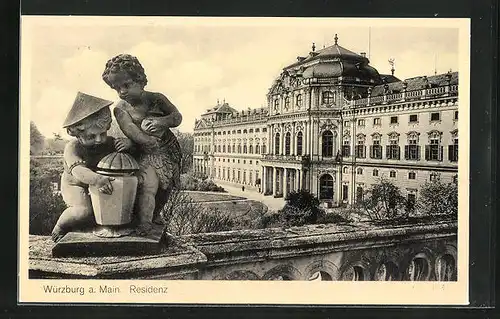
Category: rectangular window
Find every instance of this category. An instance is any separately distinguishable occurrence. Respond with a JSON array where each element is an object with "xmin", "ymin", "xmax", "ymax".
[
  {"xmin": 249, "ymin": 160, "xmax": 252, "ymax": 164},
  {"xmin": 448, "ymin": 143, "xmax": 458, "ymax": 162},
  {"xmin": 256, "ymin": 128, "xmax": 260, "ymax": 133},
  {"xmin": 373, "ymin": 118, "xmax": 381, "ymax": 126},
  {"xmin": 373, "ymin": 169, "xmax": 379, "ymax": 177},
  {"xmin": 356, "ymin": 186, "xmax": 364, "ymax": 203},
  {"xmin": 425, "ymin": 144, "xmax": 443, "ymax": 161},
  {"xmin": 344, "ymin": 121, "xmax": 350, "ymax": 127},
  {"xmin": 370, "ymin": 145, "xmax": 383, "ymax": 159},
  {"xmin": 357, "ymin": 119, "xmax": 365, "ymax": 127},
  {"xmin": 262, "ymin": 128, "xmax": 267, "ymax": 132},
  {"xmin": 408, "ymin": 172, "xmax": 416, "ymax": 179},
  {"xmin": 390, "ymin": 116, "xmax": 398, "ymax": 124},
  {"xmin": 405, "ymin": 145, "xmax": 420, "ymax": 160},
  {"xmin": 355, "ymin": 145, "xmax": 366, "ymax": 158},
  {"xmin": 431, "ymin": 112, "xmax": 440, "ymax": 121},
  {"xmin": 454, "ymin": 111, "xmax": 459, "ymax": 120},
  {"xmin": 342, "ymin": 145, "xmax": 351, "ymax": 157},
  {"xmin": 386, "ymin": 145, "xmax": 400, "ymax": 160},
  {"xmin": 342, "ymin": 185, "xmax": 349, "ymax": 201},
  {"xmin": 409, "ymin": 114, "xmax": 418, "ymax": 123},
  {"xmin": 390, "ymin": 171, "xmax": 396, "ymax": 178}
]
